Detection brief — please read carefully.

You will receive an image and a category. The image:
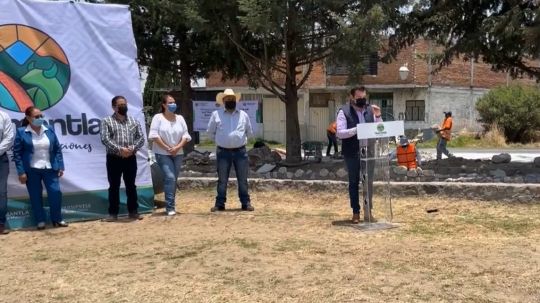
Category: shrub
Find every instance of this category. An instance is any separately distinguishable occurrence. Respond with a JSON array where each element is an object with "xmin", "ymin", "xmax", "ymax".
[{"xmin": 476, "ymin": 85, "xmax": 540, "ymax": 143}]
